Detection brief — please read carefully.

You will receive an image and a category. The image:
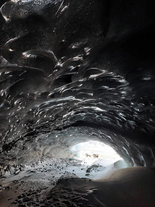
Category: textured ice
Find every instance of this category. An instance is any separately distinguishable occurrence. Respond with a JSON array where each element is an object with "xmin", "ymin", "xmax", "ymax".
[{"xmin": 0, "ymin": 0, "xmax": 155, "ymax": 206}]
